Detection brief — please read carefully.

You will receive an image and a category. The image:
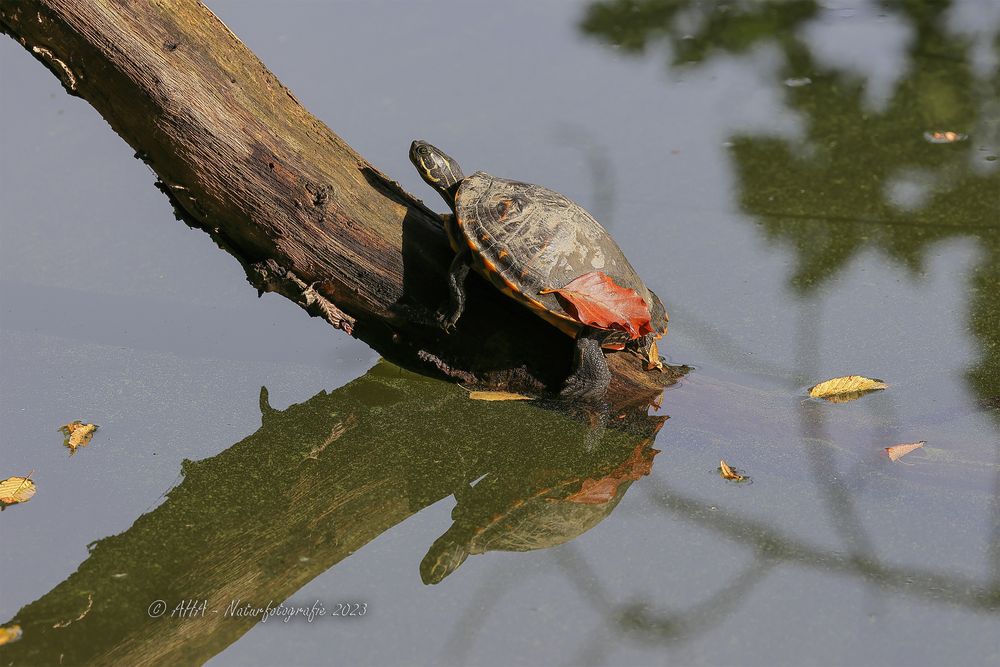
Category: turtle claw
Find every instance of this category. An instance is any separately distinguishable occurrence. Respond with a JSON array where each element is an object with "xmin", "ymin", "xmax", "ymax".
[{"xmin": 437, "ymin": 309, "xmax": 461, "ymax": 334}]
